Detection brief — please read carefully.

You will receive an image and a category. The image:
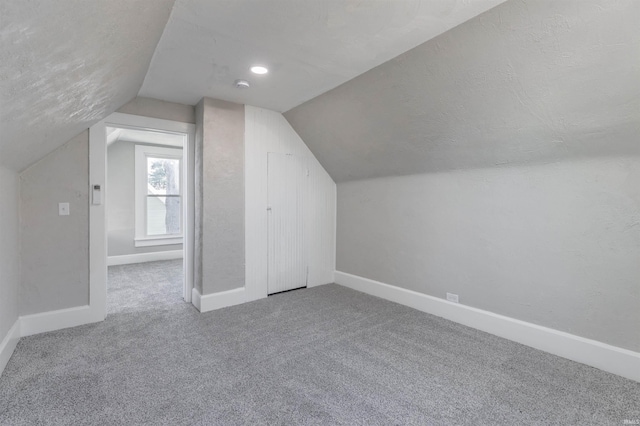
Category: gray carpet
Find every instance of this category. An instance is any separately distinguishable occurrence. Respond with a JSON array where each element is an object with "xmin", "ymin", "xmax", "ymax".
[
  {"xmin": 1, "ymin": 261, "xmax": 638, "ymax": 425},
  {"xmin": 106, "ymin": 259, "xmax": 185, "ymax": 315}
]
